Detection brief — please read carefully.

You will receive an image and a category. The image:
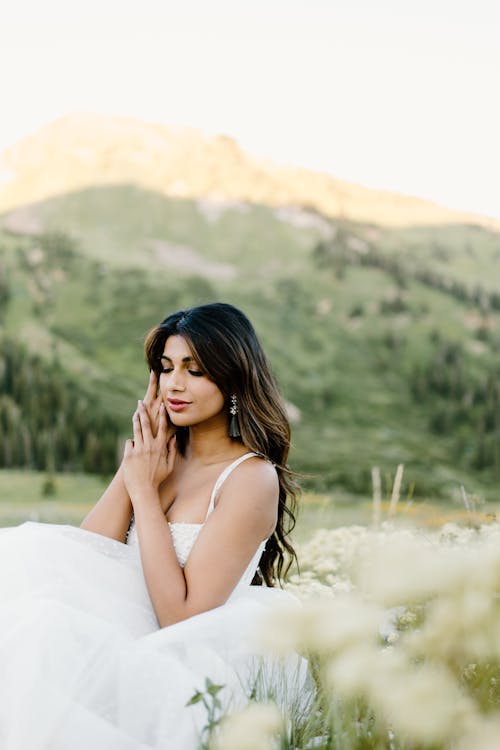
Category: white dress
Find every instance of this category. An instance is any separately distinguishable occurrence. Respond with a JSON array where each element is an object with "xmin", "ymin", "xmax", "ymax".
[{"xmin": 0, "ymin": 453, "xmax": 305, "ymax": 750}]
